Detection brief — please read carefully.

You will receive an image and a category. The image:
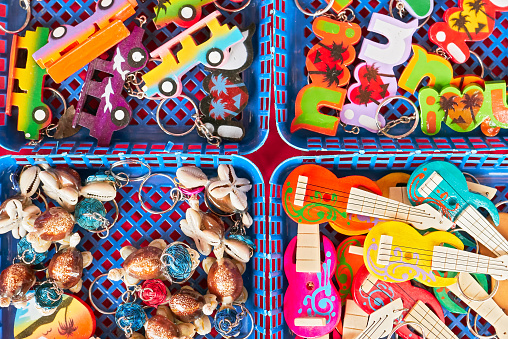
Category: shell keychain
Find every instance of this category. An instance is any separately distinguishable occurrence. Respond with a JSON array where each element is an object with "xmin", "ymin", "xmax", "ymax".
[{"xmin": 89, "ymin": 275, "xmax": 216, "ymax": 338}]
